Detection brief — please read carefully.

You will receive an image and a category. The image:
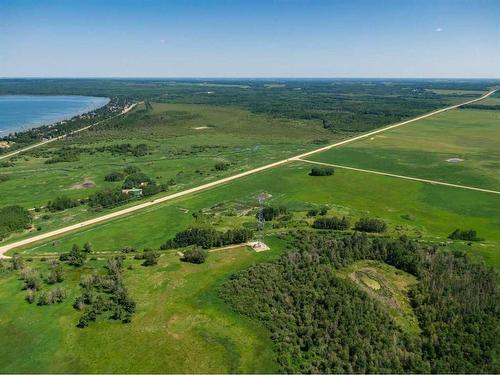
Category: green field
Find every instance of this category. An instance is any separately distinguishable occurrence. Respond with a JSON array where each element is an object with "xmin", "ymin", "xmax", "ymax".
[
  {"xmin": 0, "ymin": 102, "xmax": 340, "ymax": 244},
  {"xmin": 12, "ymin": 163, "xmax": 500, "ymax": 268},
  {"xmin": 307, "ymin": 108, "xmax": 500, "ymax": 190},
  {"xmin": 0, "ymin": 243, "xmax": 288, "ymax": 373},
  {"xmin": 0, "ymin": 103, "xmax": 335, "ymax": 208}
]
